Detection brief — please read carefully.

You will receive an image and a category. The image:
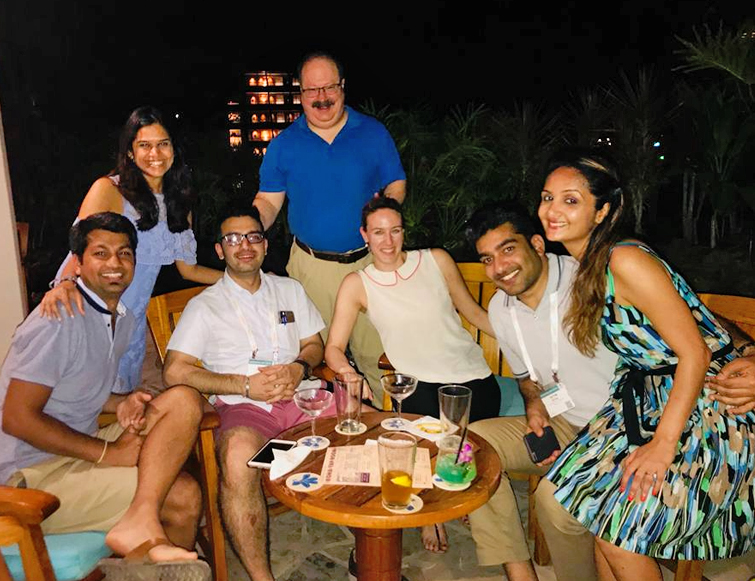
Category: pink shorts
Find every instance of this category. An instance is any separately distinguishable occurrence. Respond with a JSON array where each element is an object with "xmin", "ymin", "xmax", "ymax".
[{"xmin": 214, "ymin": 397, "xmax": 338, "ymax": 440}]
